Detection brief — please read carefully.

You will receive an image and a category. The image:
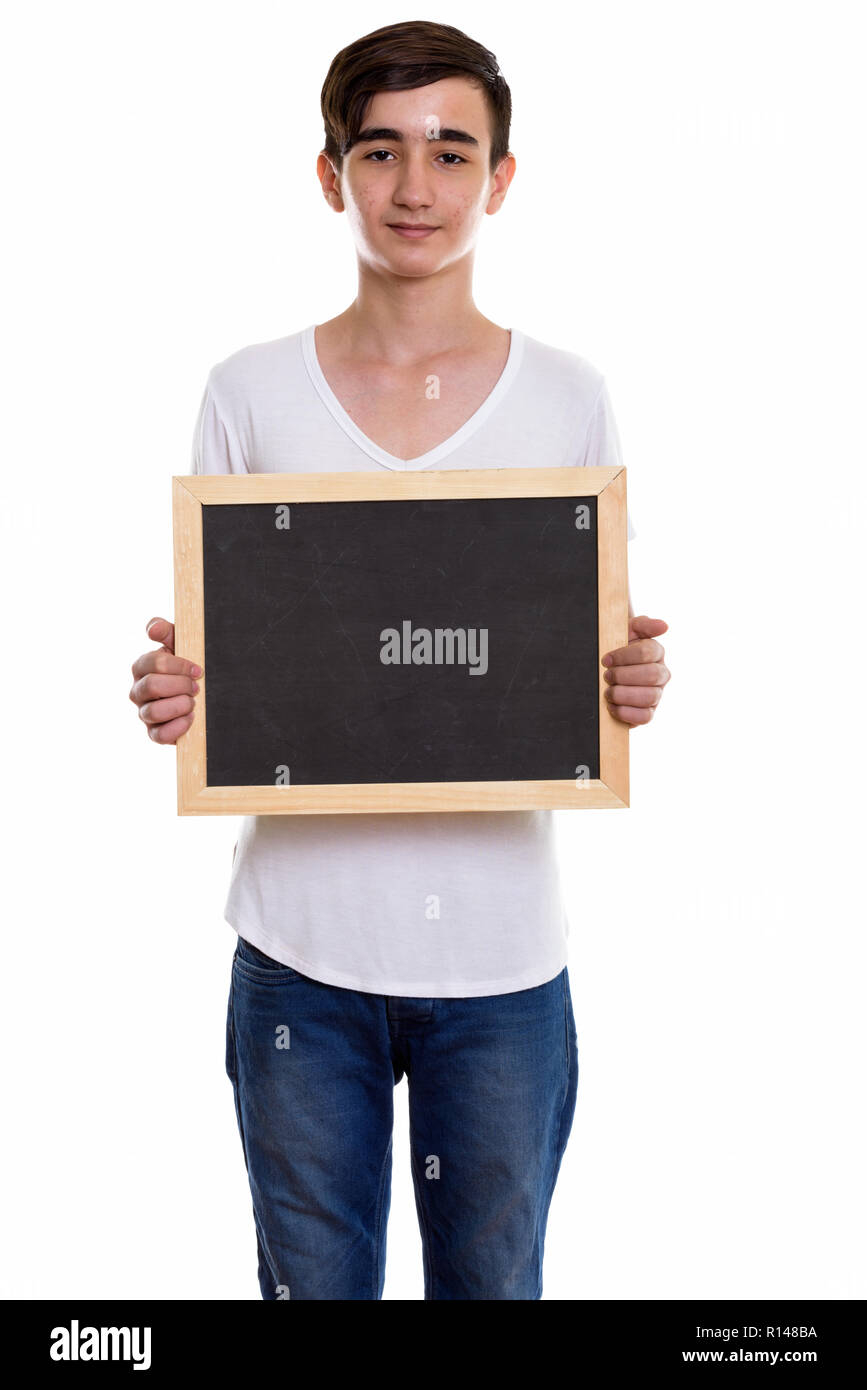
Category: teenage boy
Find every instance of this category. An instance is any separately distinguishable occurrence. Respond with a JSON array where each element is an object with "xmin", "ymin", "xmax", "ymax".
[{"xmin": 130, "ymin": 19, "xmax": 670, "ymax": 1300}]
